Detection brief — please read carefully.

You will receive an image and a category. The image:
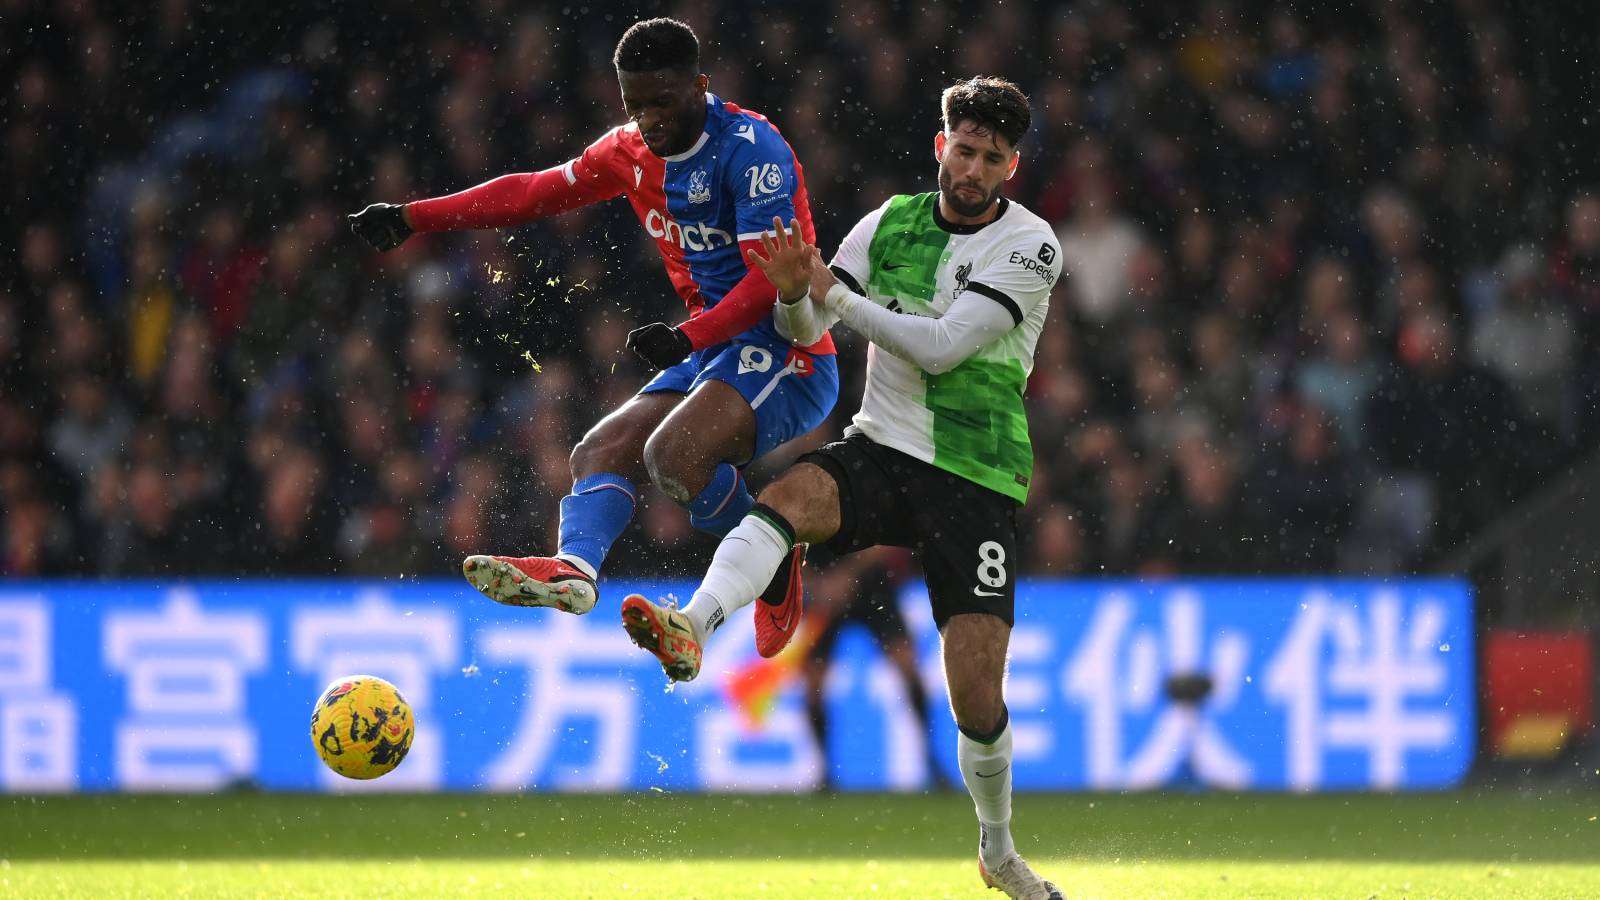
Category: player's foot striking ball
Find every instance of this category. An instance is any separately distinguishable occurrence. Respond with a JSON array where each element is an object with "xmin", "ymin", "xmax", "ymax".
[{"xmin": 309, "ymin": 675, "xmax": 414, "ymax": 780}]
